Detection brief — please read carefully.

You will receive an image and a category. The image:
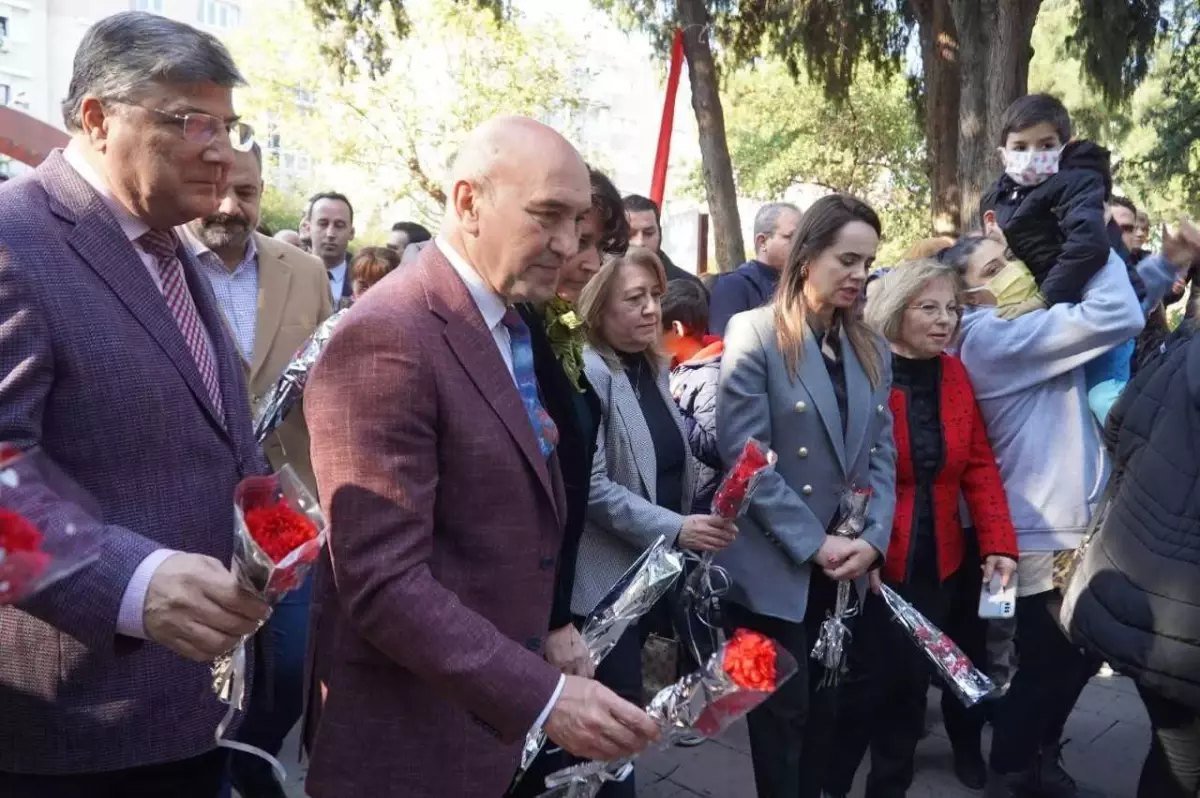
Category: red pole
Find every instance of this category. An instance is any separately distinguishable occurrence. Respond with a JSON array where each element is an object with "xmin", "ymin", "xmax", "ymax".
[{"xmin": 650, "ymin": 28, "xmax": 684, "ymax": 208}]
